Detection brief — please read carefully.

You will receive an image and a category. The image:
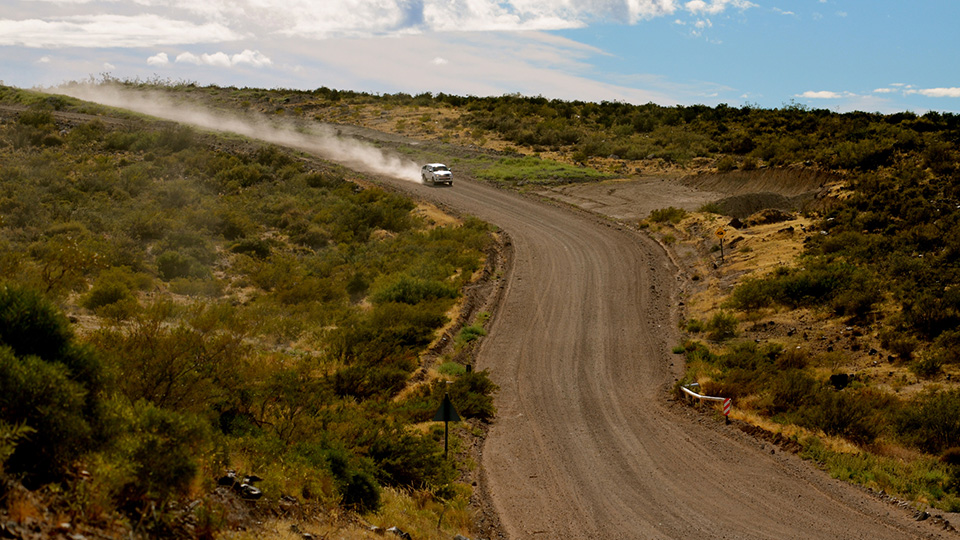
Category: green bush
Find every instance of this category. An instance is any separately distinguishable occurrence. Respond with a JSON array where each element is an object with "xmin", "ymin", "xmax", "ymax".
[
  {"xmin": 0, "ymin": 347, "xmax": 92, "ymax": 482},
  {"xmin": 896, "ymin": 389, "xmax": 960, "ymax": 454},
  {"xmin": 0, "ymin": 284, "xmax": 107, "ymax": 483},
  {"xmin": 716, "ymin": 155, "xmax": 737, "ymax": 172},
  {"xmin": 82, "ymin": 280, "xmax": 134, "ymax": 310},
  {"xmin": 764, "ymin": 369, "xmax": 818, "ymax": 415},
  {"xmin": 111, "ymin": 399, "xmax": 211, "ymax": 508},
  {"xmin": 371, "ymin": 275, "xmax": 457, "ymax": 305},
  {"xmin": 319, "ymin": 446, "xmax": 381, "ymax": 512},
  {"xmin": 911, "ymin": 353, "xmax": 944, "ymax": 379},
  {"xmin": 648, "ymin": 206, "xmax": 687, "ymax": 224},
  {"xmin": 157, "ymin": 251, "xmax": 208, "ymax": 281},
  {"xmin": 706, "ymin": 311, "xmax": 738, "ymax": 341},
  {"xmin": 446, "ymin": 369, "xmax": 498, "ymax": 421},
  {"xmin": 437, "ymin": 362, "xmax": 466, "ymax": 376},
  {"xmin": 455, "ymin": 323, "xmax": 486, "ymax": 349},
  {"xmin": 800, "ymin": 389, "xmax": 881, "ymax": 444}
]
